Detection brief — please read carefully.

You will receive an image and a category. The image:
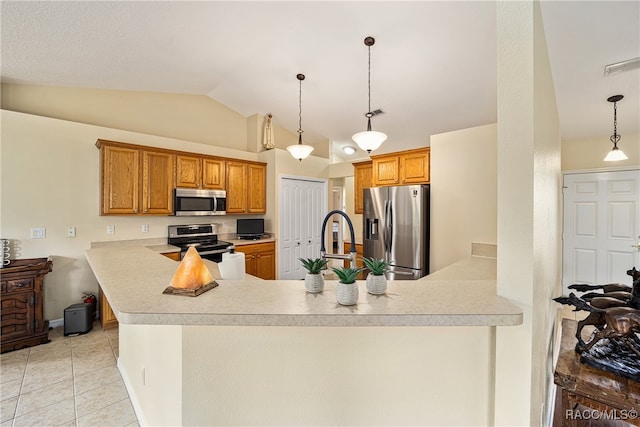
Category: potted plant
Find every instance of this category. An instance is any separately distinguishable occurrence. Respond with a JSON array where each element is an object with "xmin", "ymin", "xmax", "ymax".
[
  {"xmin": 299, "ymin": 258, "xmax": 329, "ymax": 293},
  {"xmin": 331, "ymin": 266, "xmax": 362, "ymax": 305},
  {"xmin": 362, "ymin": 257, "xmax": 389, "ymax": 295}
]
